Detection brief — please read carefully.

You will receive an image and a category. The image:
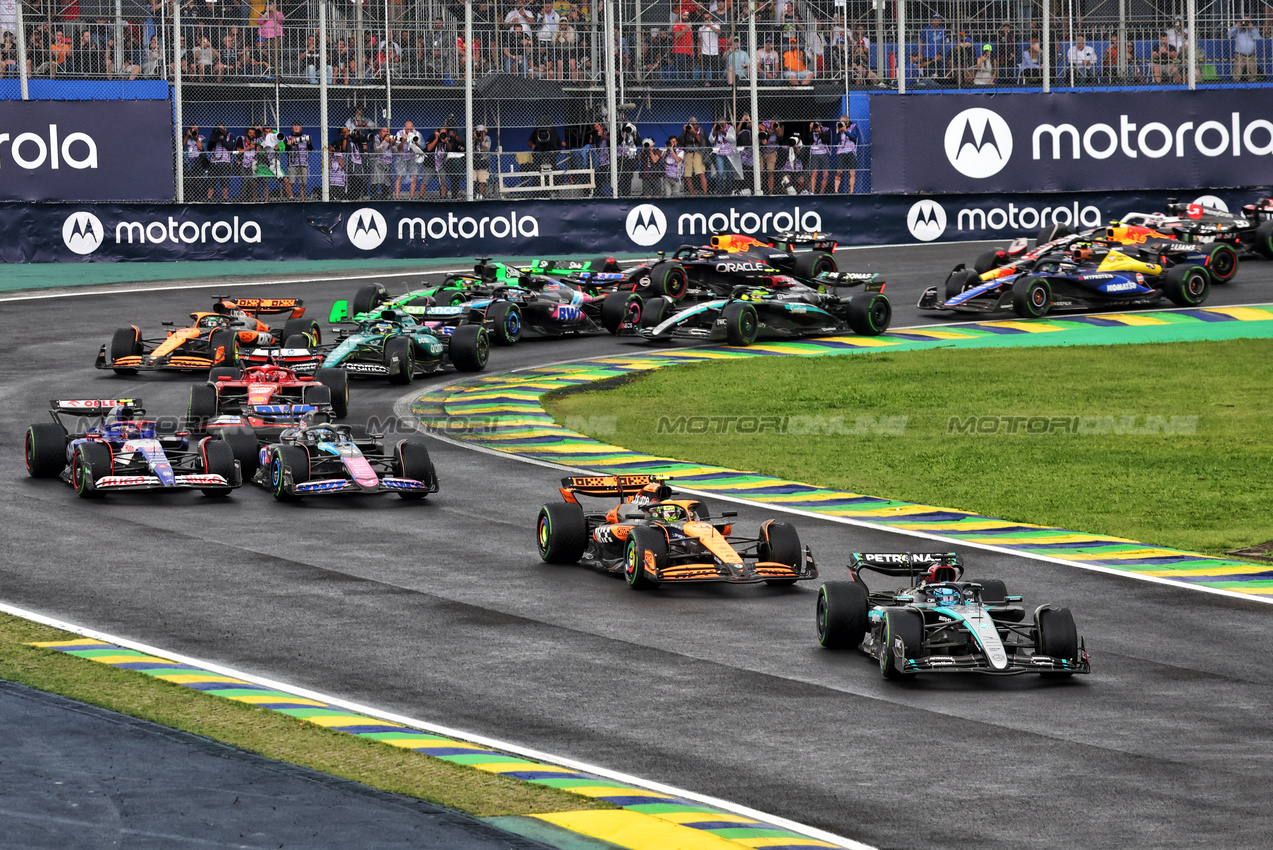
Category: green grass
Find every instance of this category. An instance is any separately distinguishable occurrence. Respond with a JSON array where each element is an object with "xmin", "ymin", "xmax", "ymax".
[
  {"xmin": 545, "ymin": 339, "xmax": 1273, "ymax": 554},
  {"xmin": 0, "ymin": 613, "xmax": 608, "ymax": 818}
]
